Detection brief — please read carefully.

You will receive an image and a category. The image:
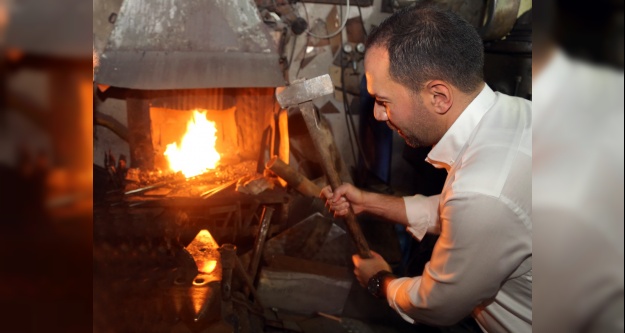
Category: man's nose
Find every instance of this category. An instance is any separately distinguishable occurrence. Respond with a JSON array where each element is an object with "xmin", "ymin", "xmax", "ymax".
[{"xmin": 373, "ymin": 103, "xmax": 388, "ymax": 121}]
